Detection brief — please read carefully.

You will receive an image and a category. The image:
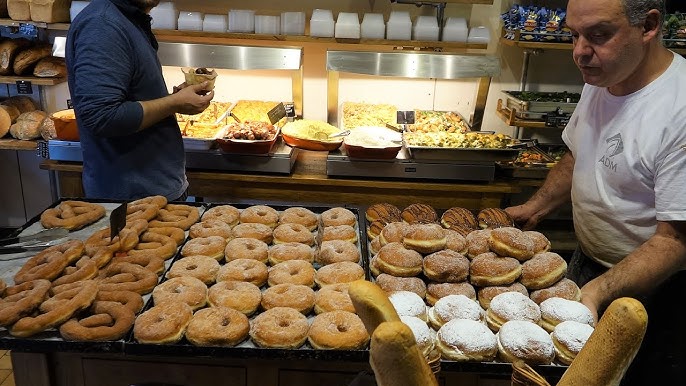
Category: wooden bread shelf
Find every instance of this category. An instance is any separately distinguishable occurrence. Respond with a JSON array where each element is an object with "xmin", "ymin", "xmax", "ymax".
[
  {"xmin": 496, "ymin": 99, "xmax": 549, "ymax": 129},
  {"xmin": 0, "ymin": 76, "xmax": 66, "ymax": 86},
  {"xmin": 0, "ymin": 138, "xmax": 38, "ymax": 151}
]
